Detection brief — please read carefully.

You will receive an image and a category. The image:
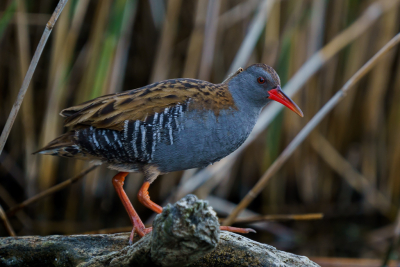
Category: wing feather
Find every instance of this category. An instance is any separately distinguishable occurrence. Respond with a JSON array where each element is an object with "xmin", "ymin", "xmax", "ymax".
[{"xmin": 61, "ymin": 79, "xmax": 237, "ymax": 131}]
